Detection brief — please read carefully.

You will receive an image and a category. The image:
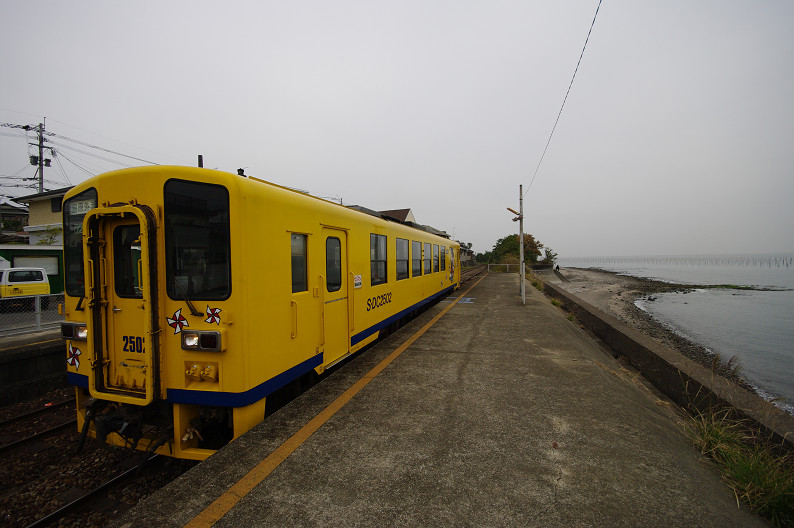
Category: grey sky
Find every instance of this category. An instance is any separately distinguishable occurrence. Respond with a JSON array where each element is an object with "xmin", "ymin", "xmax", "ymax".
[{"xmin": 2, "ymin": 0, "xmax": 792, "ymax": 257}]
